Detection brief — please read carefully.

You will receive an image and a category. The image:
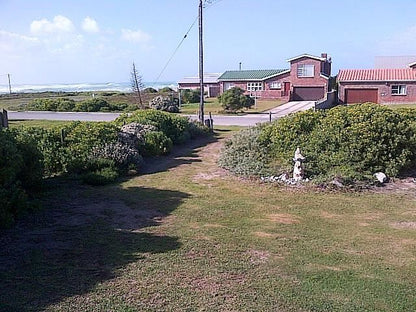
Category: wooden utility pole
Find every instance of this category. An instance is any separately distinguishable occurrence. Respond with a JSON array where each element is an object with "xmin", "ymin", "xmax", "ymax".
[
  {"xmin": 7, "ymin": 74, "xmax": 11, "ymax": 94},
  {"xmin": 198, "ymin": 0, "xmax": 204, "ymax": 123}
]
